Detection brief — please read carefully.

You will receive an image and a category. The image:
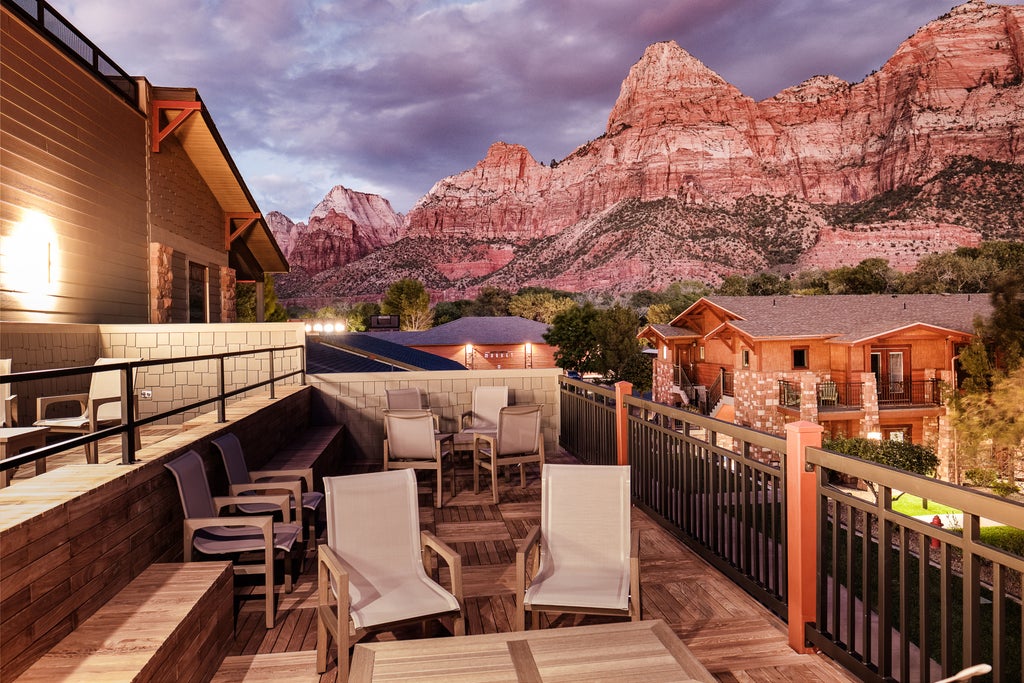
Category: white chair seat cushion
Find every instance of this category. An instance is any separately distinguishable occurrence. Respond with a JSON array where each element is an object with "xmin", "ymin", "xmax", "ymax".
[
  {"xmin": 193, "ymin": 522, "xmax": 300, "ymax": 555},
  {"xmin": 525, "ymin": 563, "xmax": 630, "ymax": 612},
  {"xmin": 34, "ymin": 416, "xmax": 90, "ymax": 429},
  {"xmin": 342, "ymin": 565, "xmax": 460, "ymax": 630}
]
